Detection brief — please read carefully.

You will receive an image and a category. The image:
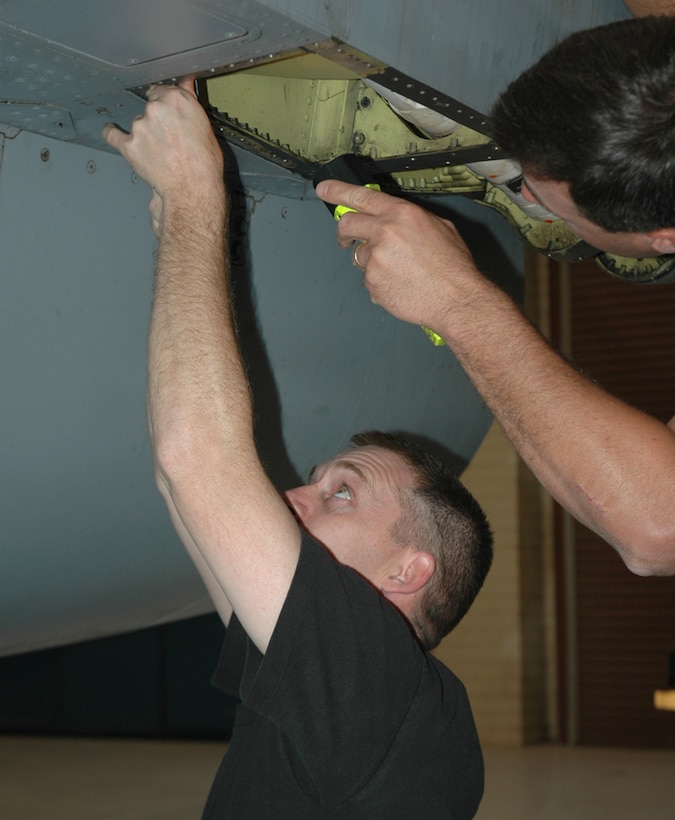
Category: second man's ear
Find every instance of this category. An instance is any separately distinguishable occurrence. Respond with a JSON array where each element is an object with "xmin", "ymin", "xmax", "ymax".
[
  {"xmin": 649, "ymin": 228, "xmax": 675, "ymax": 256},
  {"xmin": 389, "ymin": 551, "xmax": 435, "ymax": 595}
]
